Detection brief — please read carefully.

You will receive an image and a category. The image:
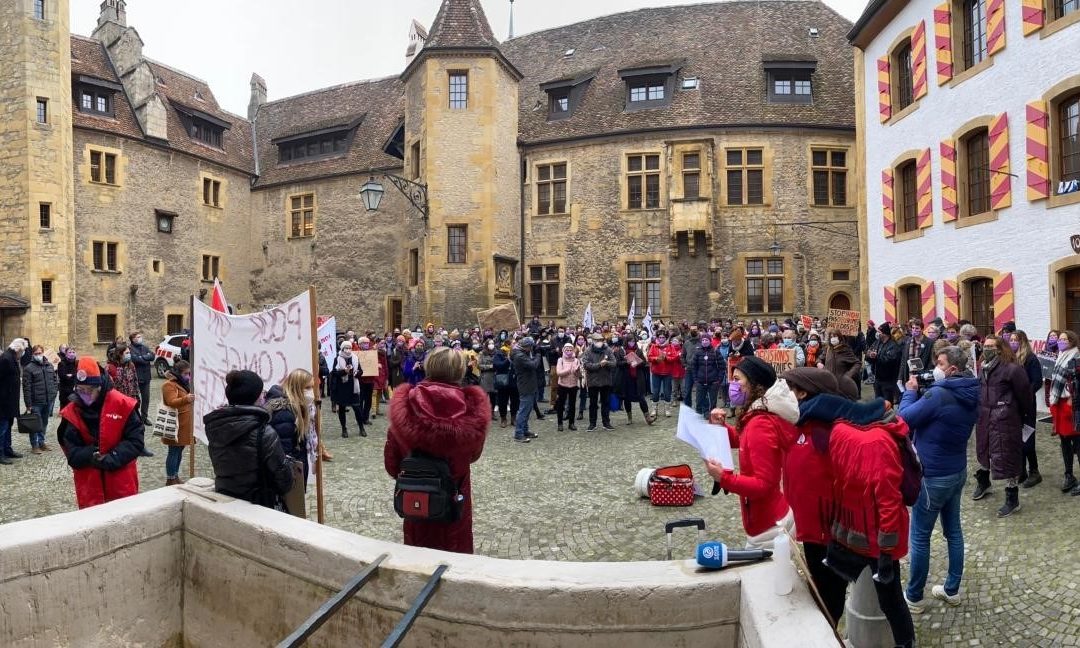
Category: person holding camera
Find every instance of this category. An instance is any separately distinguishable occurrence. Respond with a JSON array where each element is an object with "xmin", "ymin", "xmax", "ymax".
[{"xmin": 897, "ymin": 346, "xmax": 980, "ymax": 613}]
